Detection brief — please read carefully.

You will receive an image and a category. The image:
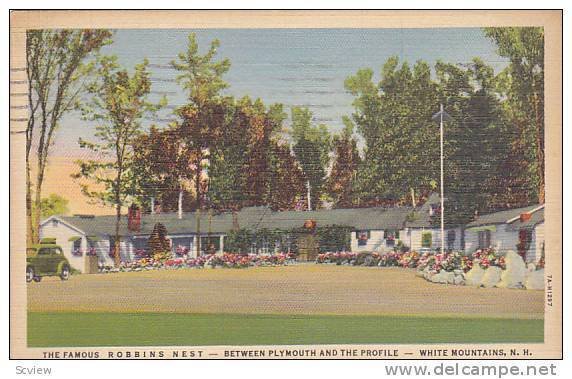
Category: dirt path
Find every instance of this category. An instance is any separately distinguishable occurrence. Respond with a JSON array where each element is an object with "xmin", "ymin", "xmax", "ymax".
[{"xmin": 27, "ymin": 265, "xmax": 544, "ymax": 318}]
